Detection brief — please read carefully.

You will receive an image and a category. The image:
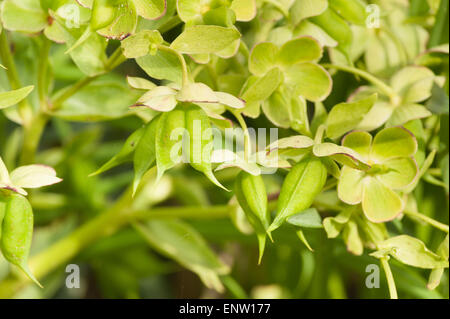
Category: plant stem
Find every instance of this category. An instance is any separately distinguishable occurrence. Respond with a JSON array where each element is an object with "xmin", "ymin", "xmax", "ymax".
[
  {"xmin": 19, "ymin": 113, "xmax": 48, "ymax": 165},
  {"xmin": 37, "ymin": 38, "xmax": 51, "ymax": 110},
  {"xmin": 157, "ymin": 45, "xmax": 190, "ymax": 86},
  {"xmin": 158, "ymin": 15, "xmax": 182, "ymax": 34},
  {"xmin": 404, "ymin": 210, "xmax": 449, "ymax": 233},
  {"xmin": 230, "ymin": 110, "xmax": 251, "ymax": 161},
  {"xmin": 0, "ymin": 31, "xmax": 32, "ymax": 125},
  {"xmin": 50, "ymin": 46, "xmax": 126, "ymax": 110},
  {"xmin": 322, "ymin": 63, "xmax": 397, "ymax": 99},
  {"xmin": 380, "ymin": 257, "xmax": 398, "ymax": 299}
]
